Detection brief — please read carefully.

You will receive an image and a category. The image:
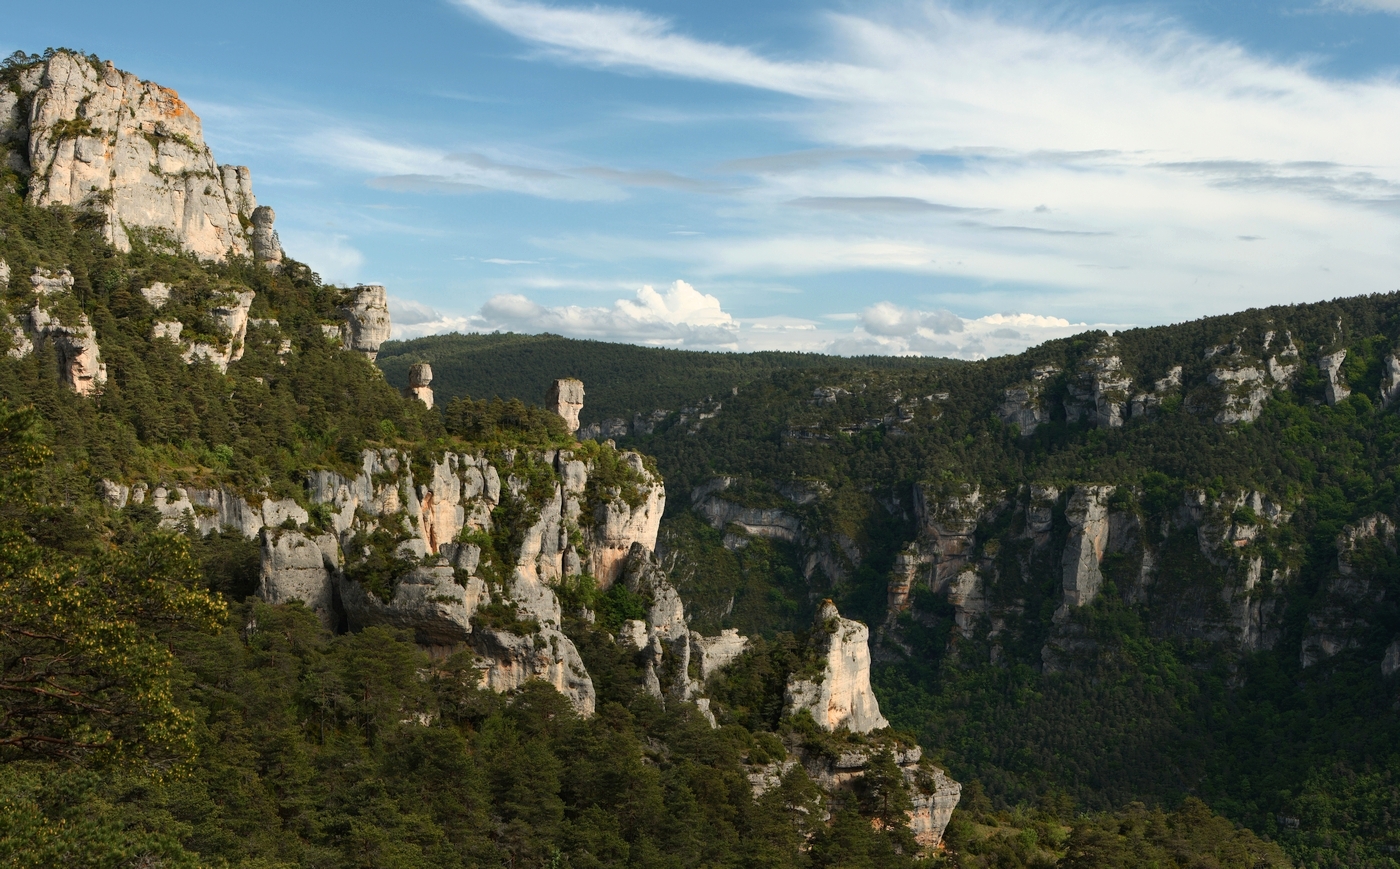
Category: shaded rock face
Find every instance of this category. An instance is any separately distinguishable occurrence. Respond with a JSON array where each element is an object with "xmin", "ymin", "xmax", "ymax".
[
  {"xmin": 1318, "ymin": 349, "xmax": 1351, "ymax": 406},
  {"xmin": 785, "ymin": 601, "xmax": 889, "ymax": 733},
  {"xmin": 548, "ymin": 378, "xmax": 585, "ymax": 434},
  {"xmin": 336, "ymin": 285, "xmax": 391, "ymax": 362},
  {"xmin": 250, "ymin": 205, "xmax": 282, "ymax": 269},
  {"xmin": 1060, "ymin": 485, "xmax": 1115, "ymax": 612},
  {"xmin": 896, "ymin": 483, "xmax": 1304, "ymax": 671},
  {"xmin": 750, "ymin": 742, "xmax": 961, "ymax": 853},
  {"xmin": 3, "ymin": 52, "xmax": 256, "ymax": 259},
  {"xmin": 690, "ymin": 476, "xmax": 854, "ymax": 584},
  {"xmin": 1066, "ymin": 338, "xmax": 1133, "ymax": 428},
  {"xmin": 999, "ymin": 365, "xmax": 1058, "ymax": 435},
  {"xmin": 404, "ymin": 361, "xmax": 433, "ymax": 408},
  {"xmin": 1301, "ymin": 513, "xmax": 1396, "ymax": 668}
]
